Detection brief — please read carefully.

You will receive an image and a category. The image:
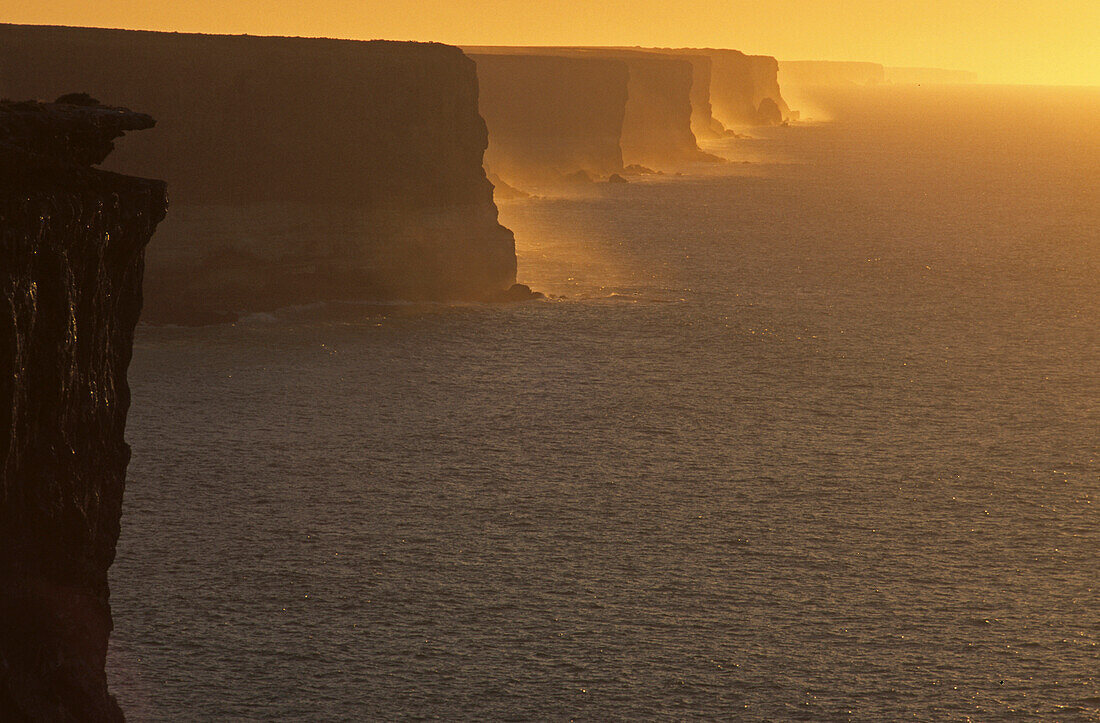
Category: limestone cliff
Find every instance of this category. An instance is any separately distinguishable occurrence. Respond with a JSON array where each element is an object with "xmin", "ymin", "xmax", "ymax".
[
  {"xmin": 467, "ymin": 46, "xmax": 714, "ymax": 171},
  {"xmin": 469, "ymin": 53, "xmax": 629, "ymax": 185},
  {"xmin": 623, "ymin": 51, "xmax": 720, "ymax": 140},
  {"xmin": 0, "ymin": 23, "xmax": 519, "ymax": 322},
  {"xmin": 606, "ymin": 49, "xmax": 715, "ymax": 168},
  {"xmin": 0, "ymin": 98, "xmax": 166, "ymax": 720},
  {"xmin": 701, "ymin": 49, "xmax": 792, "ymax": 128}
]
